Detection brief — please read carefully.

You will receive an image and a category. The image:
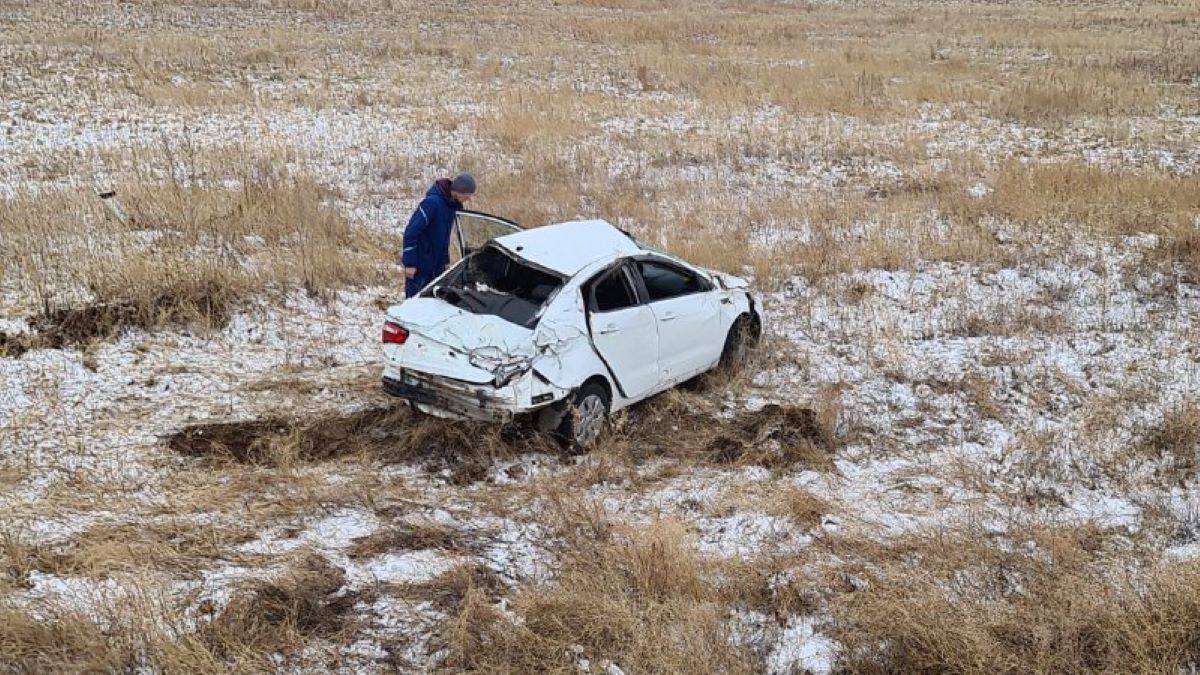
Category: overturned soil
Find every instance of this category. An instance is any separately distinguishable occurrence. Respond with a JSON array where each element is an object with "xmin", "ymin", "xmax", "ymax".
[
  {"xmin": 613, "ymin": 396, "xmax": 836, "ymax": 471},
  {"xmin": 1, "ymin": 290, "xmax": 231, "ymax": 357},
  {"xmin": 167, "ymin": 406, "xmax": 411, "ymax": 464},
  {"xmin": 706, "ymin": 404, "xmax": 836, "ymax": 470},
  {"xmin": 0, "ymin": 331, "xmax": 32, "ymax": 358},
  {"xmin": 166, "ymin": 404, "xmax": 552, "ymax": 484},
  {"xmin": 167, "ymin": 397, "xmax": 834, "ymax": 480}
]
